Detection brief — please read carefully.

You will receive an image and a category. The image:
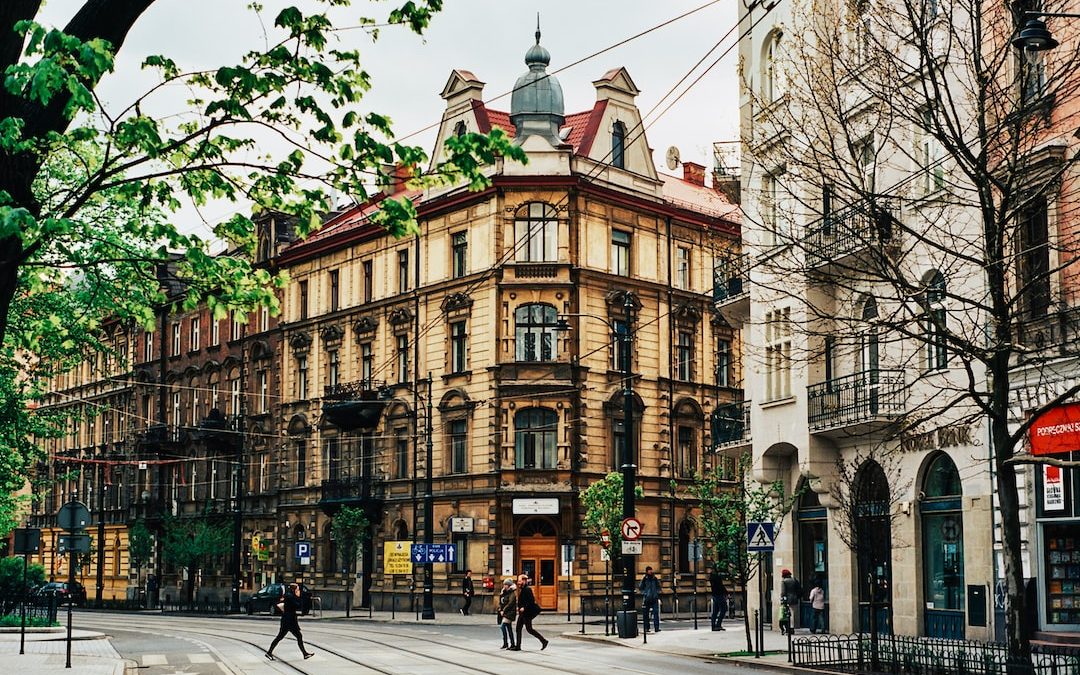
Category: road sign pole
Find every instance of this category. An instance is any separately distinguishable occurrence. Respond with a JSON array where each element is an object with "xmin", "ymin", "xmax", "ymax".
[
  {"xmin": 66, "ymin": 548, "xmax": 74, "ymax": 668},
  {"xmin": 19, "ymin": 554, "xmax": 26, "ymax": 655}
]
